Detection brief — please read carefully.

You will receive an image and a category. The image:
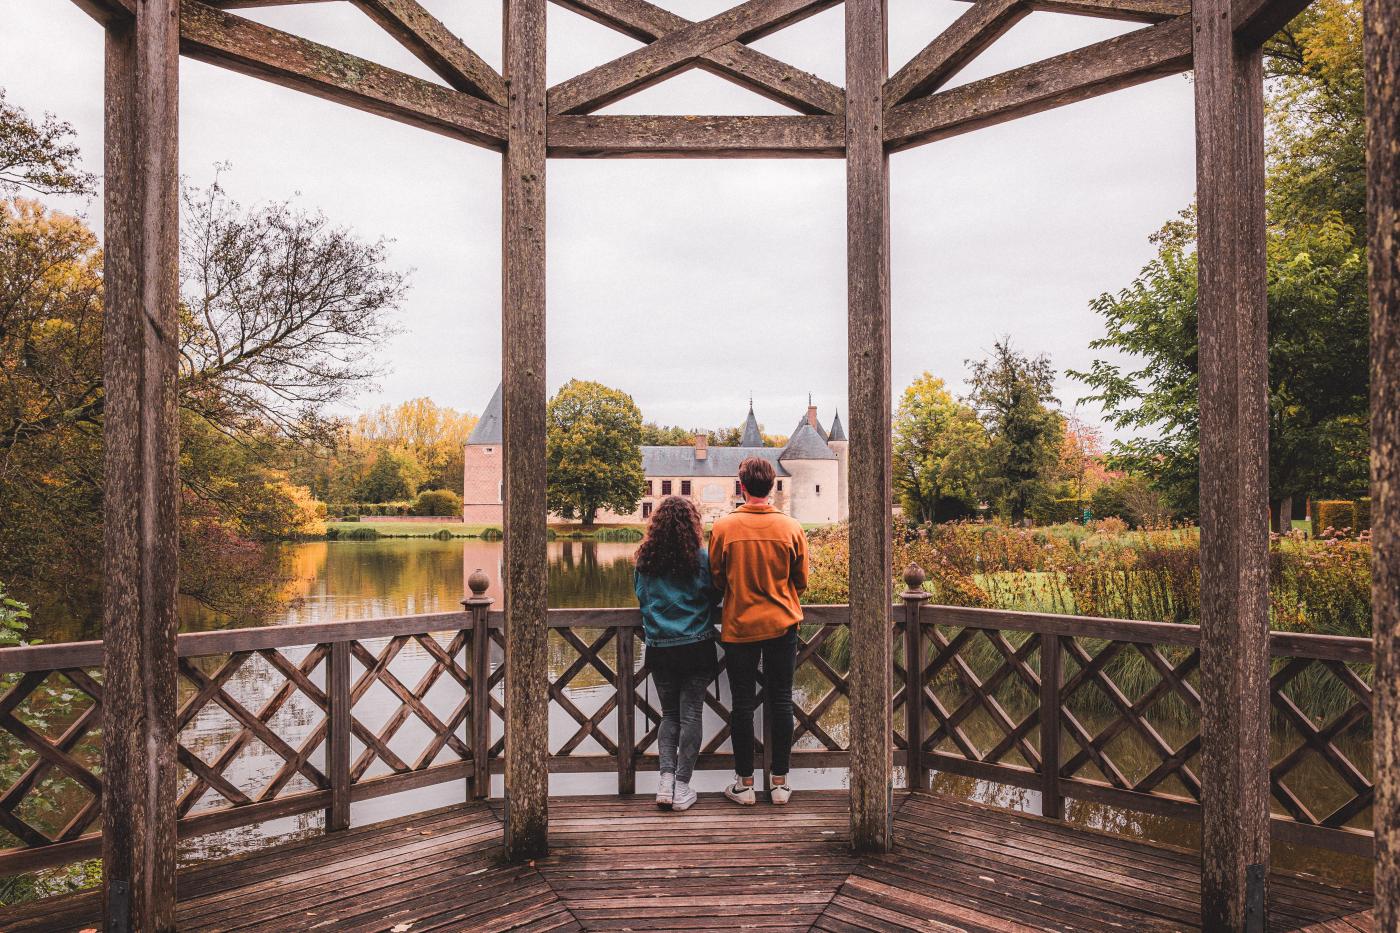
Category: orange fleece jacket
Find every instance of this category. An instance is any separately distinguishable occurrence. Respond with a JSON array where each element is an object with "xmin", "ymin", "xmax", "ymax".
[{"xmin": 708, "ymin": 503, "xmax": 809, "ymax": 643}]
